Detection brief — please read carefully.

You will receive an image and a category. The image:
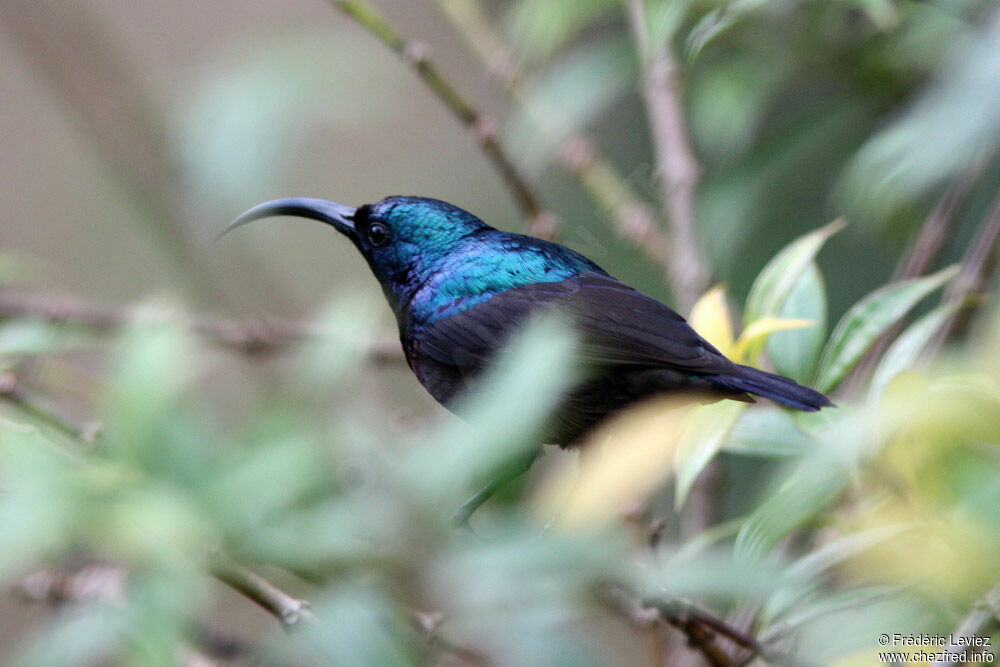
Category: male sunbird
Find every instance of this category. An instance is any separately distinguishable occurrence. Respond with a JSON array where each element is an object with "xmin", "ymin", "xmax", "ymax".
[{"xmin": 226, "ymin": 196, "xmax": 831, "ymax": 521}]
